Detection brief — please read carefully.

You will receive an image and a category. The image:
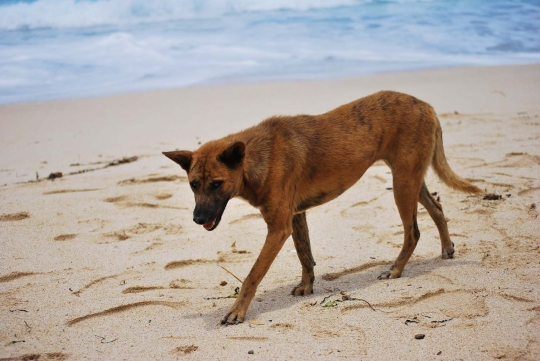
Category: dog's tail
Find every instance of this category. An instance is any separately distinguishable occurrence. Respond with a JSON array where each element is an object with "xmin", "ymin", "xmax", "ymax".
[{"xmin": 432, "ymin": 125, "xmax": 482, "ymax": 194}]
